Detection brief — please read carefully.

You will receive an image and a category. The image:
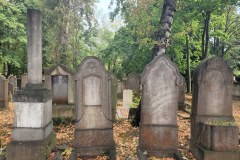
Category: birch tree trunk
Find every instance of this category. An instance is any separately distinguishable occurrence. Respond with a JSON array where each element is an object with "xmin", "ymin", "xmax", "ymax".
[{"xmin": 153, "ymin": 0, "xmax": 177, "ymax": 57}]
